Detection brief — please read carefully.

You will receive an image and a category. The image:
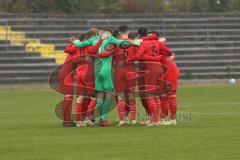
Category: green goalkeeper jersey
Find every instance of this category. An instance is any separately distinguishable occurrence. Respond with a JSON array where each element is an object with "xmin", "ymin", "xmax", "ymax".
[{"xmin": 74, "ymin": 35, "xmax": 131, "ymax": 91}]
